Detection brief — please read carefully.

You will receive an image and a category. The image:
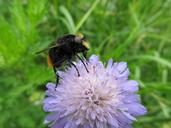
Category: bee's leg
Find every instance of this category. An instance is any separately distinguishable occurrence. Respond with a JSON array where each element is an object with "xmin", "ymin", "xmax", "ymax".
[
  {"xmin": 56, "ymin": 74, "xmax": 59, "ymax": 88},
  {"xmin": 83, "ymin": 52, "xmax": 89, "ymax": 65},
  {"xmin": 53, "ymin": 67, "xmax": 58, "ymax": 87},
  {"xmin": 68, "ymin": 60, "xmax": 80, "ymax": 77},
  {"xmin": 76, "ymin": 54, "xmax": 89, "ymax": 73}
]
